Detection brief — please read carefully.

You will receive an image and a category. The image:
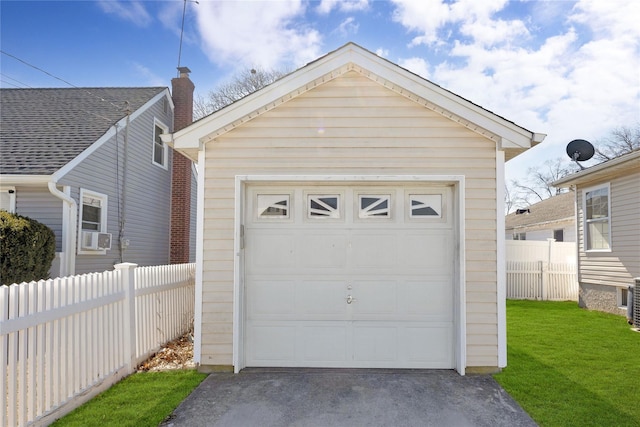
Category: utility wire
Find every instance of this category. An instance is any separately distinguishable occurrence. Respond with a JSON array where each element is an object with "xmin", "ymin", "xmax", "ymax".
[
  {"xmin": 1, "ymin": 49, "xmax": 127, "ymax": 111},
  {"xmin": 0, "ymin": 72, "xmax": 33, "ymax": 88}
]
